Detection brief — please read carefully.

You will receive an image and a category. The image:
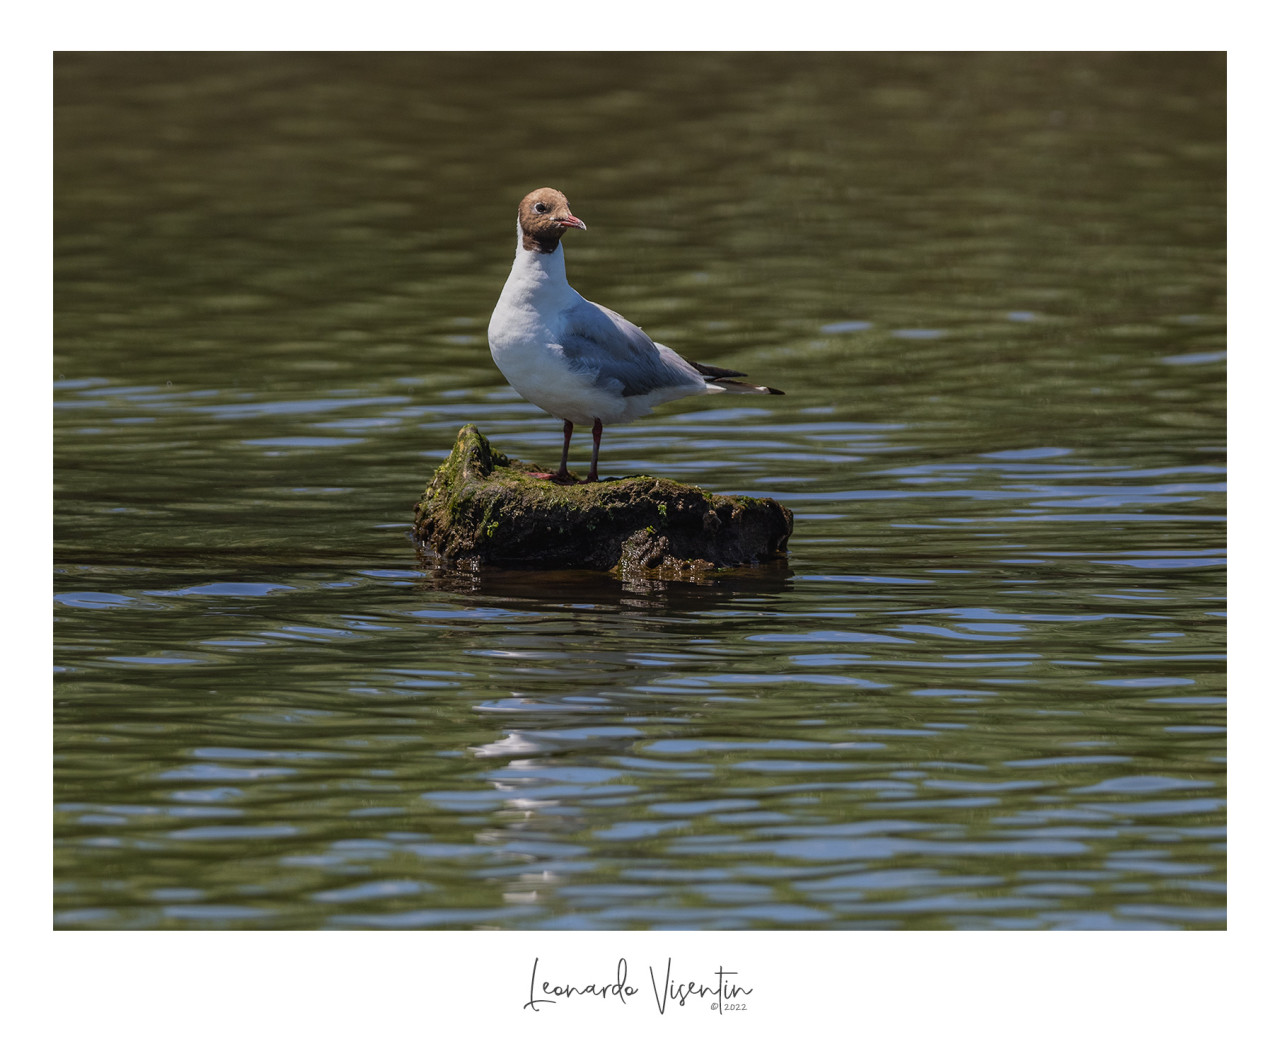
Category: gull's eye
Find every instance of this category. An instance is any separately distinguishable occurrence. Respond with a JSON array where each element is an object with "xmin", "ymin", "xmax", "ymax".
[{"xmin": 533, "ymin": 201, "xmax": 550, "ymax": 214}]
